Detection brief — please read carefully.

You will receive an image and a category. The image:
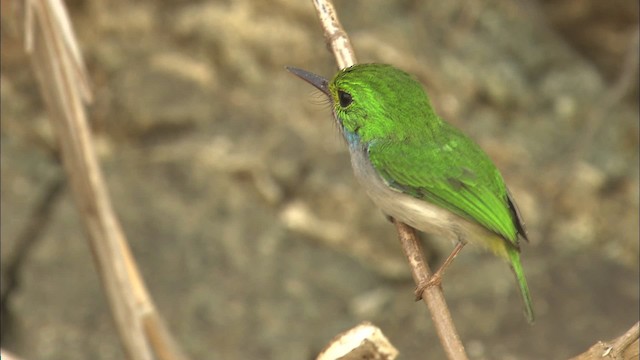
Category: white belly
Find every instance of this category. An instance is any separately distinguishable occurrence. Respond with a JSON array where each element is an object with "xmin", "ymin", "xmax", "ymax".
[{"xmin": 348, "ymin": 146, "xmax": 494, "ymax": 246}]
